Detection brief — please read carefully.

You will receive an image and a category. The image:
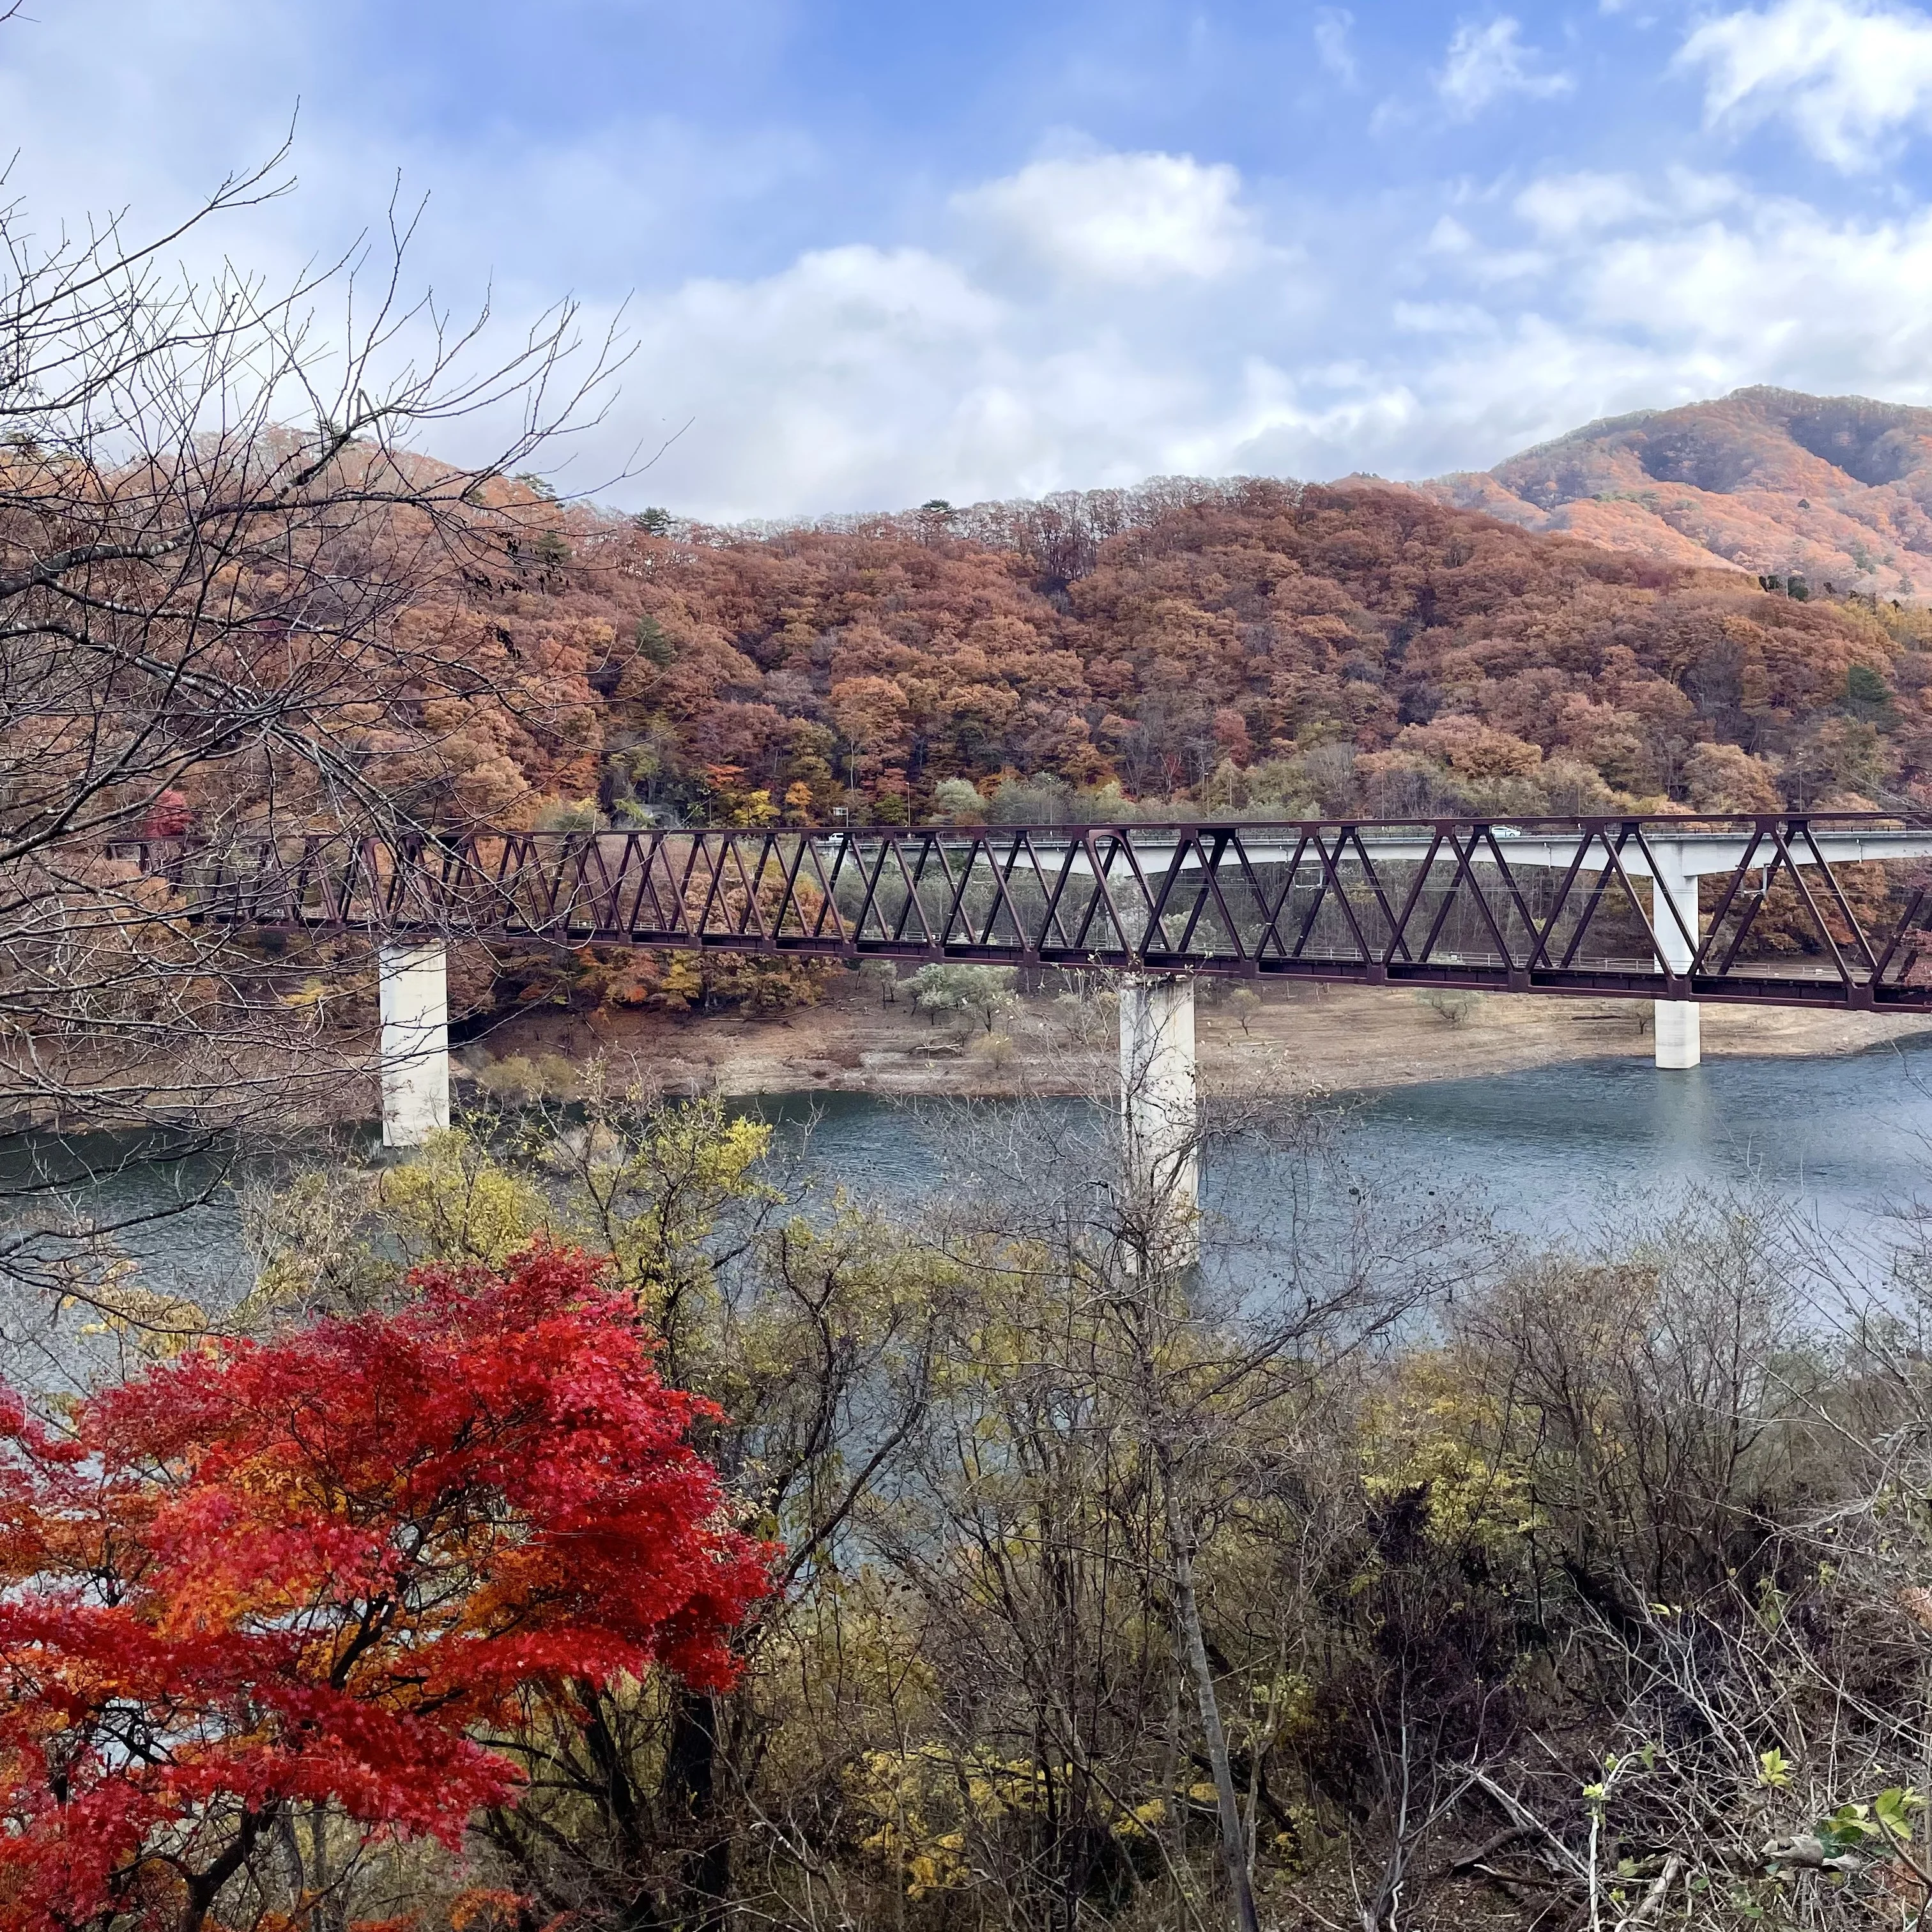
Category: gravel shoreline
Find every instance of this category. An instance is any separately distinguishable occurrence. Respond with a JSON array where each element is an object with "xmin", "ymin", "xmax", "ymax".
[{"xmin": 467, "ymin": 976, "xmax": 1932, "ymax": 1104}]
